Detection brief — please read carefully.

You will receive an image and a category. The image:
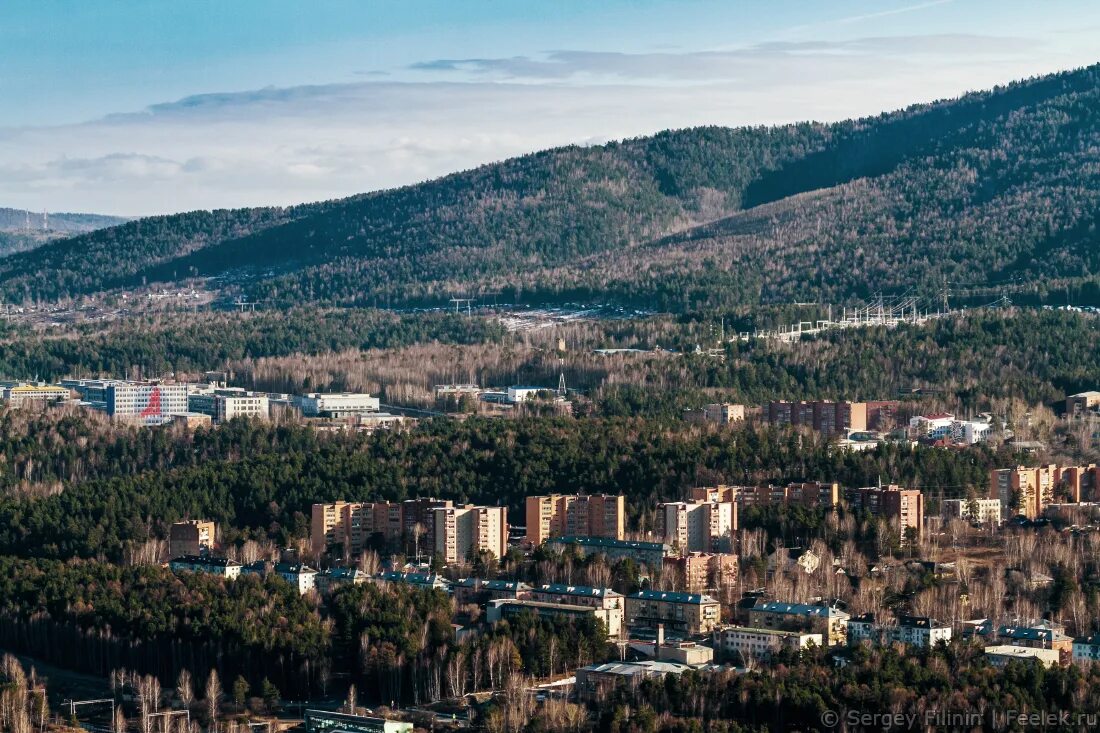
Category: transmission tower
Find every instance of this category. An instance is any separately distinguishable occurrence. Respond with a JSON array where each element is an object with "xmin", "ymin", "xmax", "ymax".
[{"xmin": 557, "ymin": 358, "xmax": 566, "ymax": 396}]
